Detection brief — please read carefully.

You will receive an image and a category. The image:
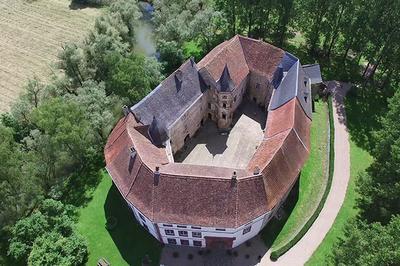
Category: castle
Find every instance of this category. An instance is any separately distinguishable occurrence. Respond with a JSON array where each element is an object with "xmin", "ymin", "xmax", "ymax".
[{"xmin": 104, "ymin": 35, "xmax": 314, "ymax": 249}]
